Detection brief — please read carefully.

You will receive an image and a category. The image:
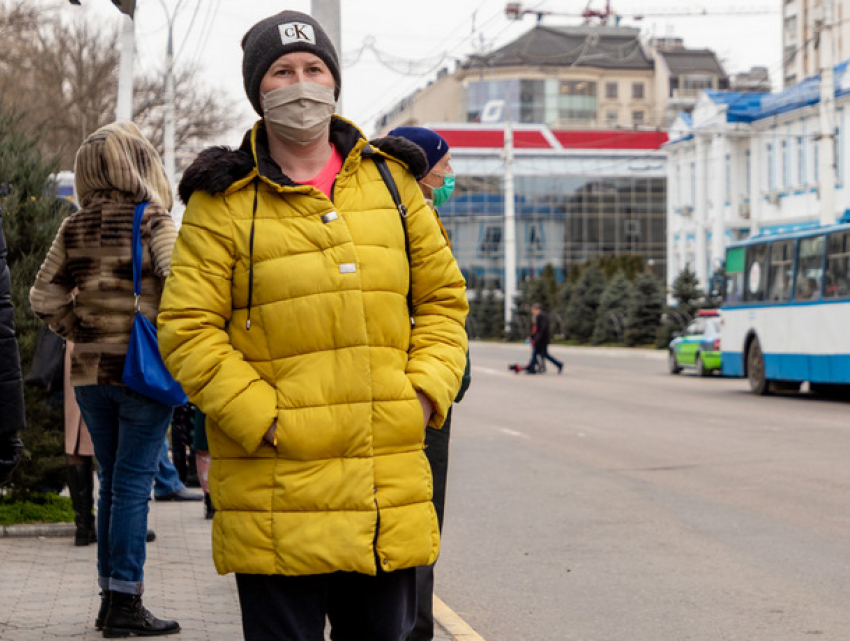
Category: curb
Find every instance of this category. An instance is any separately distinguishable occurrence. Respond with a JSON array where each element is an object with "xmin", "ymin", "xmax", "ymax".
[
  {"xmin": 434, "ymin": 596, "xmax": 485, "ymax": 640},
  {"xmin": 1, "ymin": 522, "xmax": 74, "ymax": 538}
]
